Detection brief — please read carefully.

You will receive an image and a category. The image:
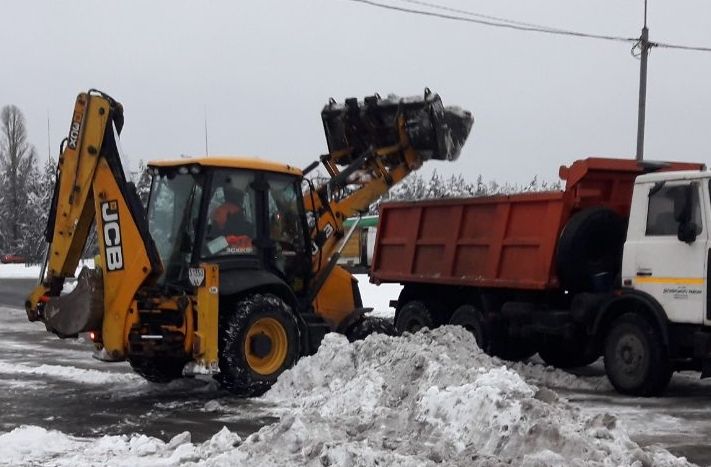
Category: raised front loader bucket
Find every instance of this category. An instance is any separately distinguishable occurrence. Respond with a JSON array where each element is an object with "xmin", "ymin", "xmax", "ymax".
[
  {"xmin": 321, "ymin": 88, "xmax": 473, "ymax": 166},
  {"xmin": 44, "ymin": 267, "xmax": 104, "ymax": 338}
]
